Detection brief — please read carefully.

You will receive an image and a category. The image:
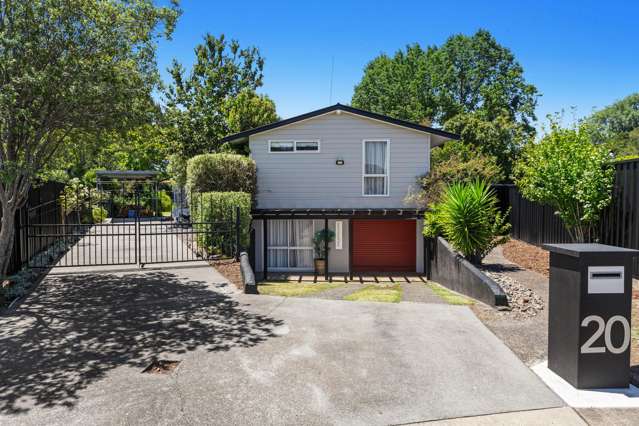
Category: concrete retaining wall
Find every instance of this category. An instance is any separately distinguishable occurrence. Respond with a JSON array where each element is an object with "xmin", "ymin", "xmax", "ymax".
[{"xmin": 430, "ymin": 237, "xmax": 507, "ymax": 306}]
